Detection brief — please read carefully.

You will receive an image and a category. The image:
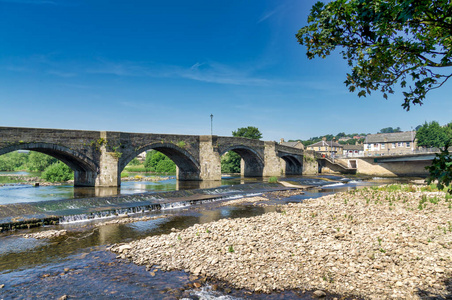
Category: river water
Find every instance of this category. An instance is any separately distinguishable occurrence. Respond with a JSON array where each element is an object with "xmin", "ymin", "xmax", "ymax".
[{"xmin": 0, "ymin": 174, "xmax": 415, "ymax": 299}]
